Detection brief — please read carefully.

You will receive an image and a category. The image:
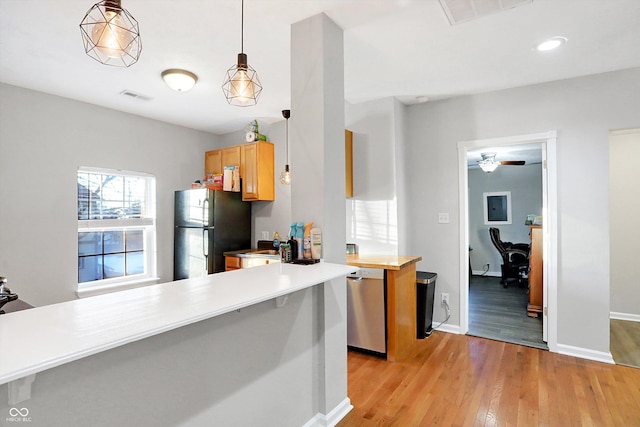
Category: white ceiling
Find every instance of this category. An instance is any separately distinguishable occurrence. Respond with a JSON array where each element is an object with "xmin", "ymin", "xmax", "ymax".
[{"xmin": 1, "ymin": 0, "xmax": 639, "ymax": 135}]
